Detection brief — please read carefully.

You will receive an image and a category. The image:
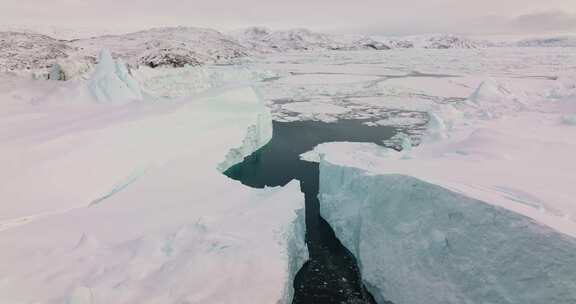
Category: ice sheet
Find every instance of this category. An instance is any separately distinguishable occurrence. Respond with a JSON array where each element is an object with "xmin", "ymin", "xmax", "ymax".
[{"xmin": 0, "ymin": 70, "xmax": 305, "ymax": 303}]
